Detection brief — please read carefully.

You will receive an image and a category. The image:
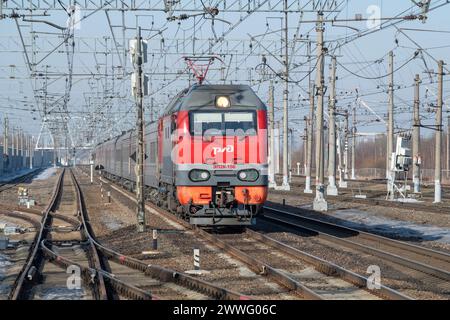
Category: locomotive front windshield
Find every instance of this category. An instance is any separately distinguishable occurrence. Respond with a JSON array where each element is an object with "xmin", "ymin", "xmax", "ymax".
[{"xmin": 190, "ymin": 111, "xmax": 257, "ymax": 136}]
